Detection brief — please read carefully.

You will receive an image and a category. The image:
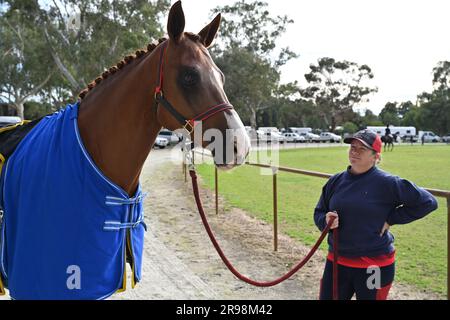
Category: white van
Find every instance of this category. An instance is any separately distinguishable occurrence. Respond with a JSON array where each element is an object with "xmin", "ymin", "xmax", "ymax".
[{"xmin": 319, "ymin": 132, "xmax": 342, "ymax": 143}]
